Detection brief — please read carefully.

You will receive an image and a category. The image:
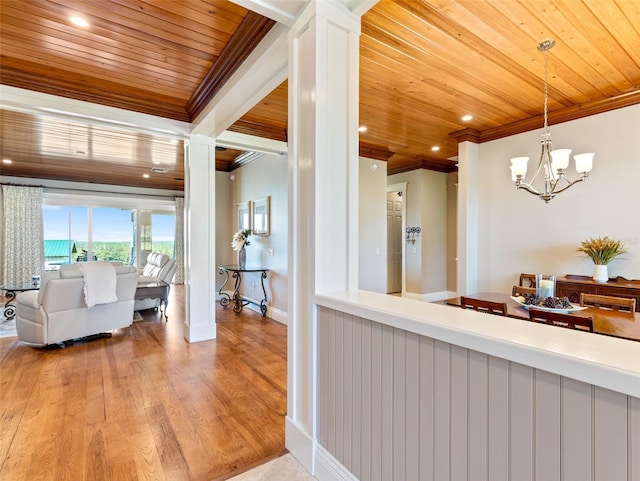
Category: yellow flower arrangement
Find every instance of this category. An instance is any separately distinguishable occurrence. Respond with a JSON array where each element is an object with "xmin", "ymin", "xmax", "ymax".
[{"xmin": 577, "ymin": 236, "xmax": 626, "ymax": 265}]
